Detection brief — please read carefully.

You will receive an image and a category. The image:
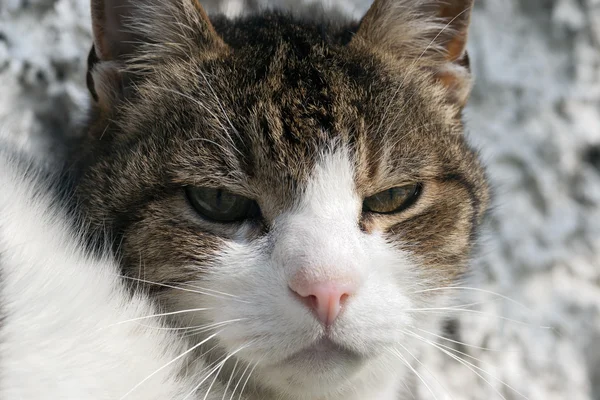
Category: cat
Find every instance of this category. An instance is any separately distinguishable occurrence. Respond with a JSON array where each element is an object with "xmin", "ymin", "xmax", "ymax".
[{"xmin": 0, "ymin": 0, "xmax": 490, "ymax": 399}]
